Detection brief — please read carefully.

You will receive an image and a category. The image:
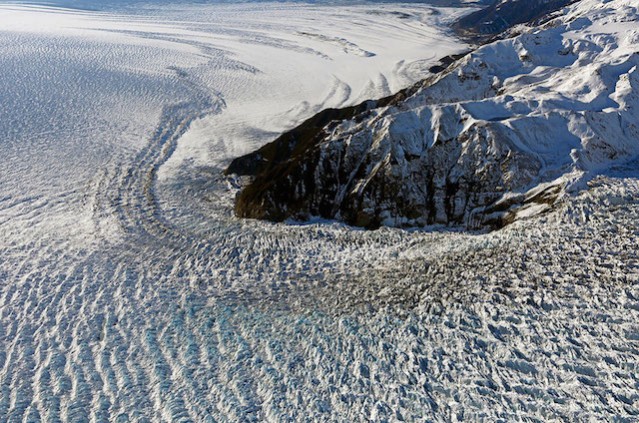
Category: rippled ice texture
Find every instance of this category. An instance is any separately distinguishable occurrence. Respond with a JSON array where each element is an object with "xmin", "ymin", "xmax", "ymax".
[{"xmin": 1, "ymin": 2, "xmax": 638, "ymax": 422}]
